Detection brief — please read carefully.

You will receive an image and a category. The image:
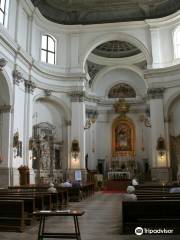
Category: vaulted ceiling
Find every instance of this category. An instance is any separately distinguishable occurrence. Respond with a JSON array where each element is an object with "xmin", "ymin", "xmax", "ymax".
[{"xmin": 31, "ymin": 0, "xmax": 180, "ymax": 25}]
